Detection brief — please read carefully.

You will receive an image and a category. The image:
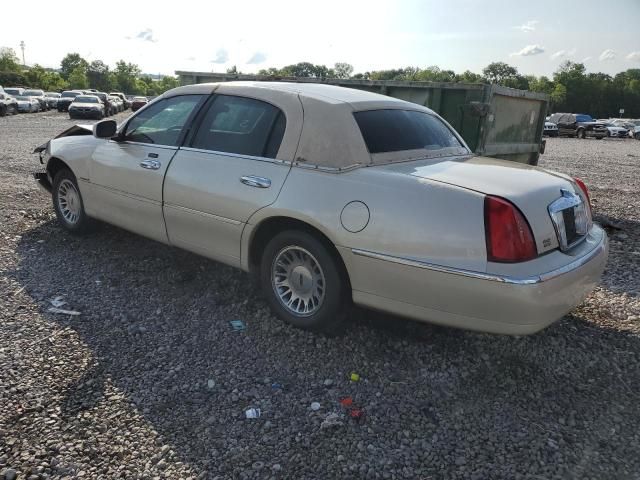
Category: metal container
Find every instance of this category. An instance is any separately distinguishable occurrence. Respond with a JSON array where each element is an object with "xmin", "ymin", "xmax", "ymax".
[{"xmin": 176, "ymin": 72, "xmax": 549, "ymax": 165}]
